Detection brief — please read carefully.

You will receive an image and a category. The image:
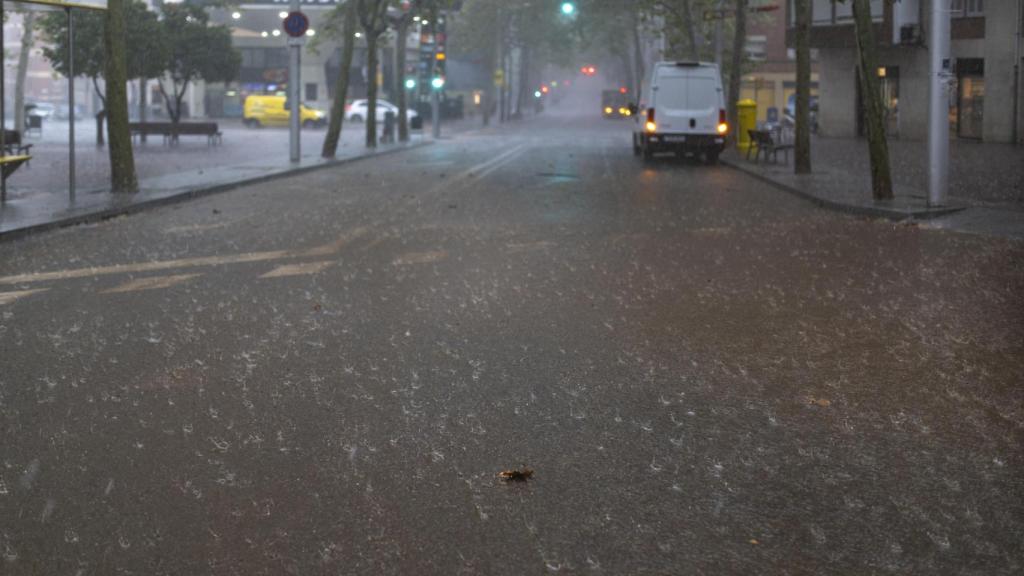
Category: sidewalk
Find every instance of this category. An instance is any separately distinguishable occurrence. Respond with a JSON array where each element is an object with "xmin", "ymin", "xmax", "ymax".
[
  {"xmin": 722, "ymin": 135, "xmax": 1024, "ymax": 239},
  {"xmin": 0, "ymin": 116, "xmax": 486, "ymax": 239}
]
